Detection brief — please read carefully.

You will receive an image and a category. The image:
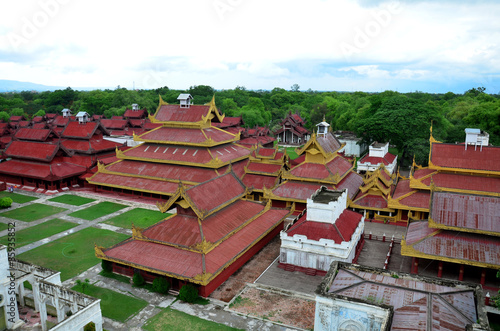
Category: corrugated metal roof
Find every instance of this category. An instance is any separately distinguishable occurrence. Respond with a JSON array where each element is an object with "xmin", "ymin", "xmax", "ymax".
[
  {"xmin": 247, "ymin": 162, "xmax": 281, "ymax": 174},
  {"xmin": 405, "ymin": 220, "xmax": 500, "ymax": 266},
  {"xmin": 123, "ymin": 108, "xmax": 146, "ymax": 119},
  {"xmin": 88, "ymin": 172, "xmax": 188, "ymax": 194},
  {"xmin": 0, "ymin": 159, "xmax": 85, "ymax": 180},
  {"xmin": 272, "ymin": 181, "xmax": 332, "ymax": 201},
  {"xmin": 155, "ymin": 104, "xmax": 209, "ymax": 123},
  {"xmin": 353, "ymin": 193, "xmax": 388, "ymax": 209},
  {"xmin": 290, "ymin": 163, "xmax": 330, "ymax": 179},
  {"xmin": 61, "ymin": 121, "xmax": 98, "ymax": 139},
  {"xmin": 336, "ymin": 171, "xmax": 363, "ymax": 199},
  {"xmin": 399, "ymin": 191, "xmax": 430, "ymax": 209},
  {"xmin": 317, "ymin": 133, "xmax": 342, "ymax": 154},
  {"xmin": 430, "ymin": 192, "xmax": 500, "ymax": 233},
  {"xmin": 422, "ymin": 172, "xmax": 500, "ymax": 193},
  {"xmin": 61, "ymin": 137, "xmax": 120, "ymax": 153},
  {"xmin": 328, "ymin": 268, "xmax": 477, "ymax": 331},
  {"xmin": 100, "ymin": 119, "xmax": 127, "ymax": 130},
  {"xmin": 15, "ymin": 128, "xmax": 51, "ymax": 141},
  {"xmin": 138, "ymin": 127, "xmax": 235, "ymax": 145}
]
